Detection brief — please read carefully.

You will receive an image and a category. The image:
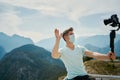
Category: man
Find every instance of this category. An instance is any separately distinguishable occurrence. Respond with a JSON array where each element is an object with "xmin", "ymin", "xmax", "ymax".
[{"xmin": 52, "ymin": 27, "xmax": 116, "ymax": 80}]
